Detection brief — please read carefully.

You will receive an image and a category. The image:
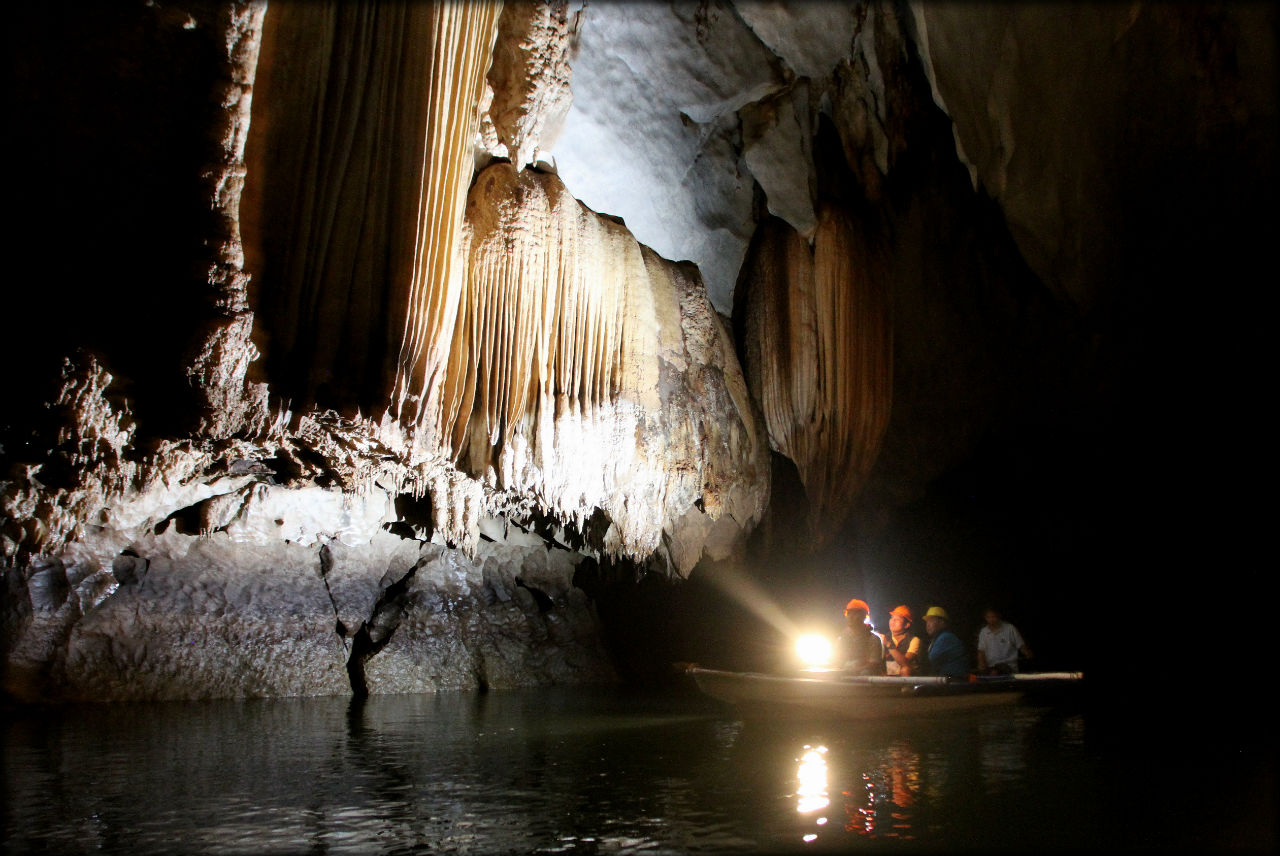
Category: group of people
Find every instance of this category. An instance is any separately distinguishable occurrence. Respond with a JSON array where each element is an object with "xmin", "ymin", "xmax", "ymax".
[{"xmin": 837, "ymin": 599, "xmax": 1033, "ymax": 679}]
